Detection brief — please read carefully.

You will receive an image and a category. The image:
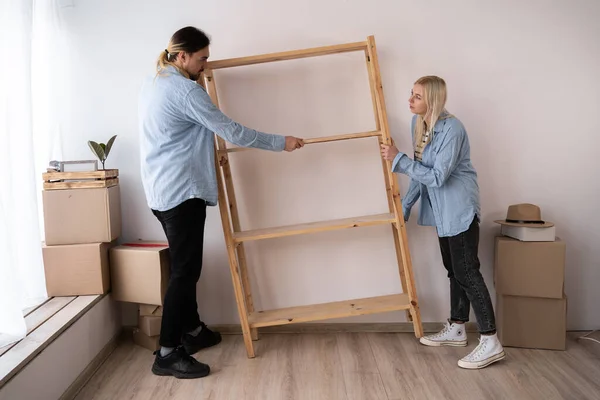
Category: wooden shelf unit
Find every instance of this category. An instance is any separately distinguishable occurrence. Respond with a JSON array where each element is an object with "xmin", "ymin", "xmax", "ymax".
[{"xmin": 202, "ymin": 35, "xmax": 422, "ymax": 358}]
